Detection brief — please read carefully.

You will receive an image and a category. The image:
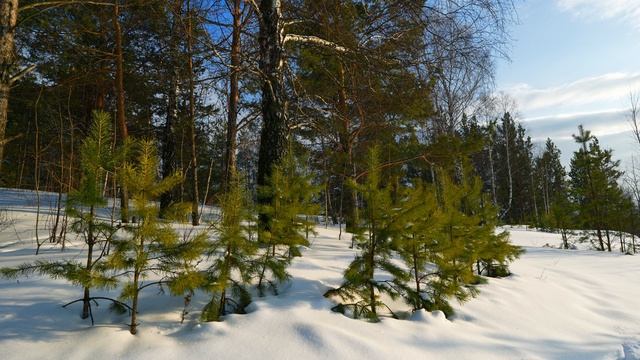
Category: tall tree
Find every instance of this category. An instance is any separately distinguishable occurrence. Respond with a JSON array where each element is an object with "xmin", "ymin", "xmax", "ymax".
[
  {"xmin": 0, "ymin": 0, "xmax": 19, "ymax": 174},
  {"xmin": 569, "ymin": 125, "xmax": 622, "ymax": 251}
]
